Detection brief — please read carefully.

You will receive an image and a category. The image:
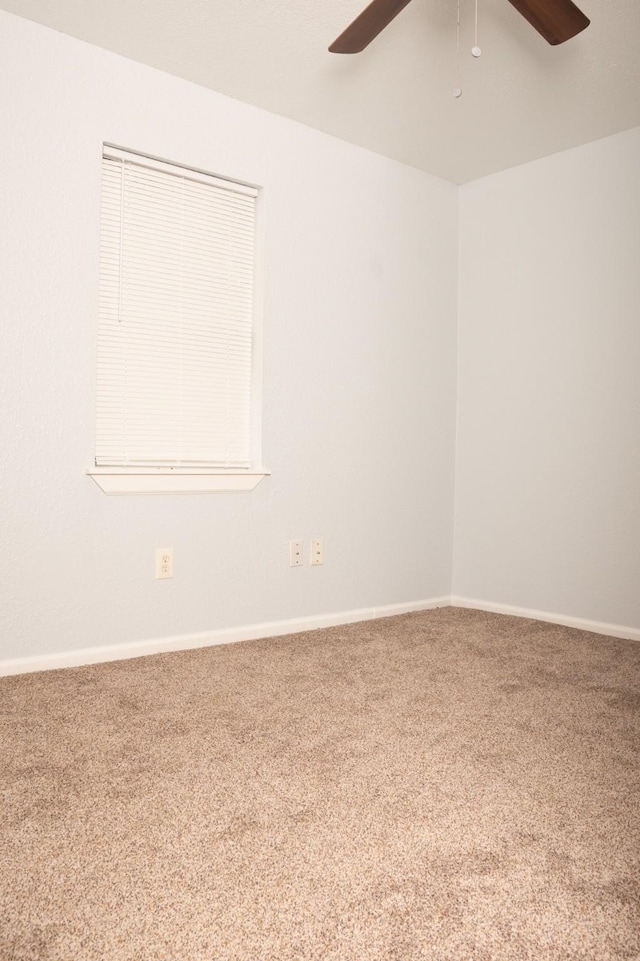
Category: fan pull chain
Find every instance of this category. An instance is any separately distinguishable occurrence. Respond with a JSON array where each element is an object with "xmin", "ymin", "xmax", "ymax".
[
  {"xmin": 472, "ymin": 0, "xmax": 482, "ymax": 58},
  {"xmin": 454, "ymin": 0, "xmax": 483, "ymax": 99},
  {"xmin": 453, "ymin": 0, "xmax": 462, "ymax": 98}
]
